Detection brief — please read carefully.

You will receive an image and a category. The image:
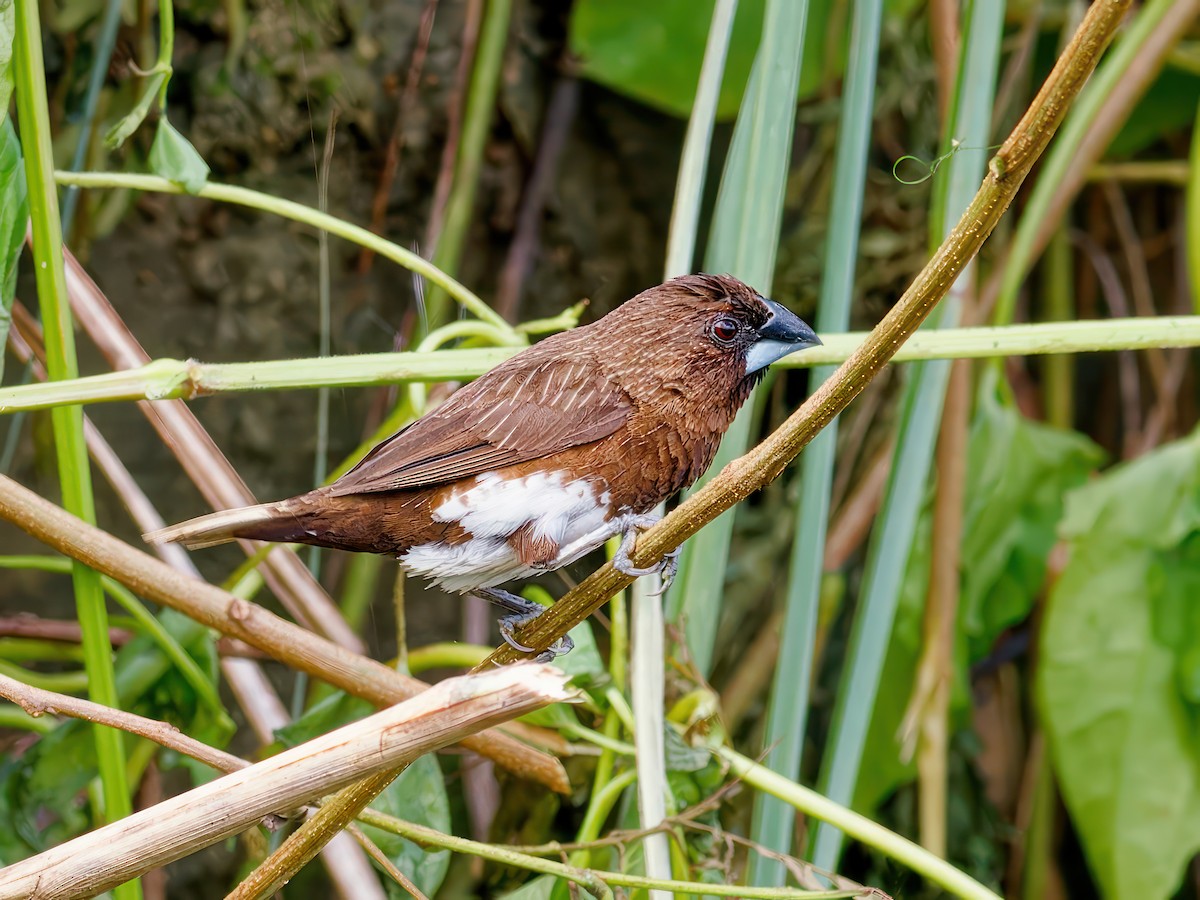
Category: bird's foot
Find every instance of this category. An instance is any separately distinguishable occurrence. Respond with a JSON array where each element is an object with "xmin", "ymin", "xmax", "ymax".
[
  {"xmin": 474, "ymin": 588, "xmax": 574, "ymax": 661},
  {"xmin": 612, "ymin": 514, "xmax": 680, "ymax": 594}
]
